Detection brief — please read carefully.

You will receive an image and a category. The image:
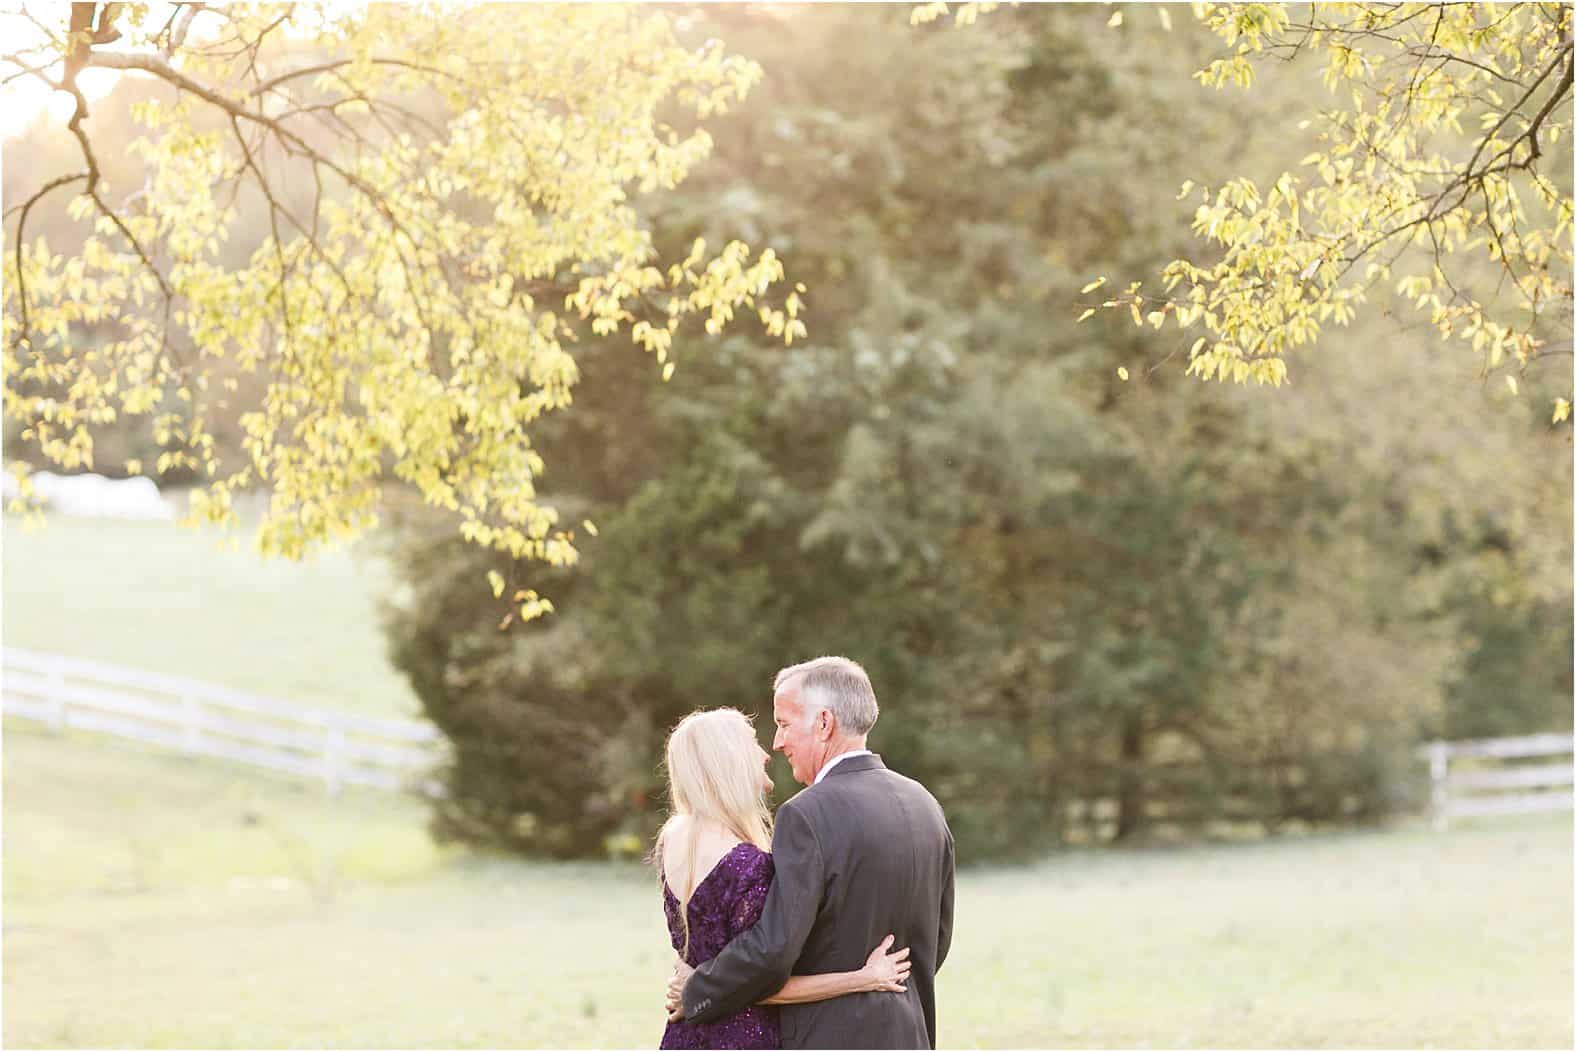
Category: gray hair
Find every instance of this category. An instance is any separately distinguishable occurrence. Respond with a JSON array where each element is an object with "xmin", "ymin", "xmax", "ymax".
[{"xmin": 773, "ymin": 656, "xmax": 879, "ymax": 736}]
